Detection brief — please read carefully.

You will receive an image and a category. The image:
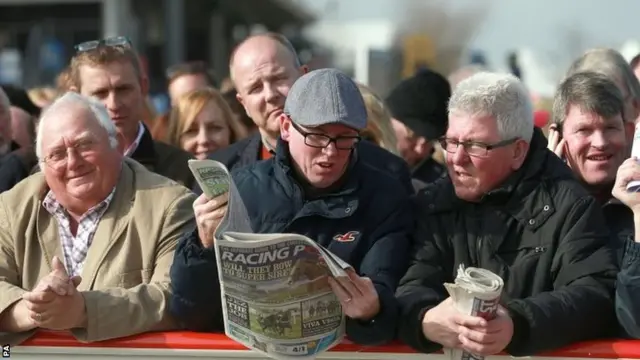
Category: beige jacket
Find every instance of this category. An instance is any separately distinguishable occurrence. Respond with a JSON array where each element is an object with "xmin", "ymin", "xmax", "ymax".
[{"xmin": 0, "ymin": 158, "xmax": 196, "ymax": 345}]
